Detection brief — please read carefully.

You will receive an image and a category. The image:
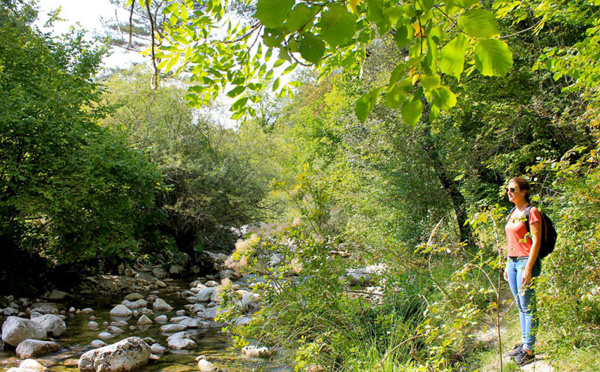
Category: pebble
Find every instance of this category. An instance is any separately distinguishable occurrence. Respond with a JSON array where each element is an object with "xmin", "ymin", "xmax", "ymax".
[
  {"xmin": 91, "ymin": 340, "xmax": 107, "ymax": 348},
  {"xmin": 98, "ymin": 332, "xmax": 114, "ymax": 340}
]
